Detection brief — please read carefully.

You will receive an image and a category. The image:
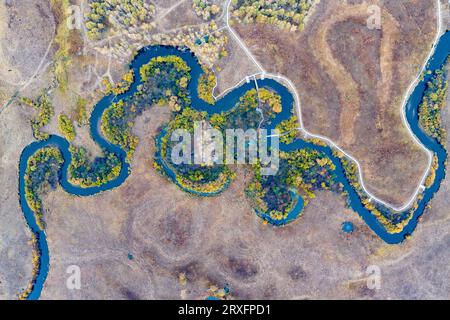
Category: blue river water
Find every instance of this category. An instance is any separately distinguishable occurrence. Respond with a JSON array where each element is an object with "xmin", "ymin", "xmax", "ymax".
[{"xmin": 17, "ymin": 31, "xmax": 450, "ymax": 299}]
